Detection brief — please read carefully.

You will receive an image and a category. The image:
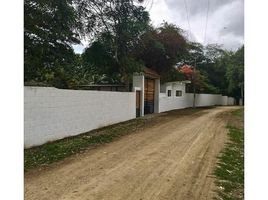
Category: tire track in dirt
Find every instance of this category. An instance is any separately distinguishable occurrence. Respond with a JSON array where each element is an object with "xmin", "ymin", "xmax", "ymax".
[{"xmin": 25, "ymin": 106, "xmax": 238, "ymax": 200}]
